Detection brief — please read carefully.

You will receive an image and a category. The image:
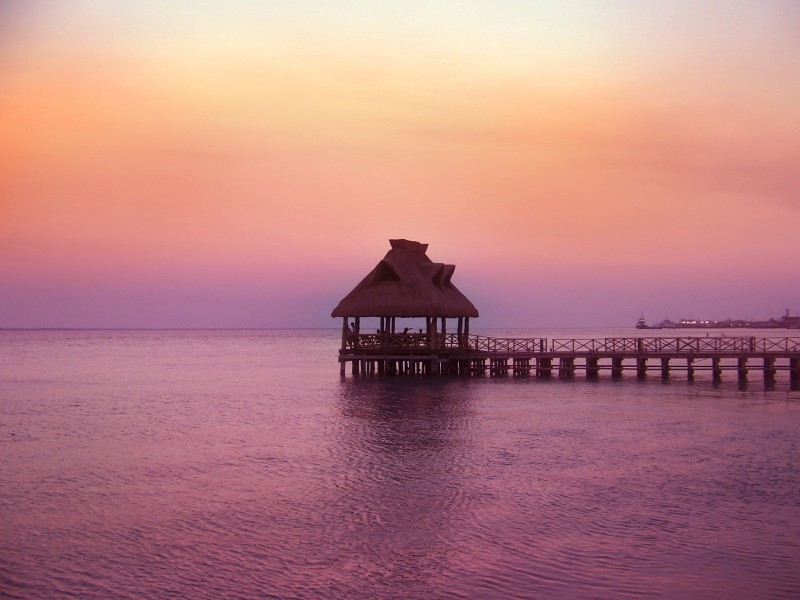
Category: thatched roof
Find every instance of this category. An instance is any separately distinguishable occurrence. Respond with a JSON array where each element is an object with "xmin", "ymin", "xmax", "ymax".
[{"xmin": 331, "ymin": 239, "xmax": 479, "ymax": 318}]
